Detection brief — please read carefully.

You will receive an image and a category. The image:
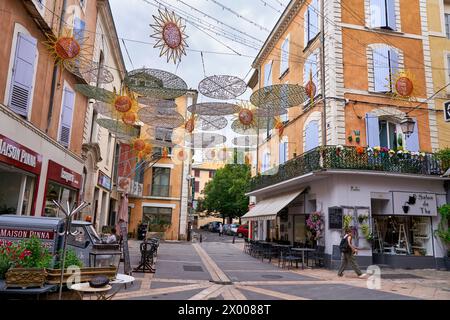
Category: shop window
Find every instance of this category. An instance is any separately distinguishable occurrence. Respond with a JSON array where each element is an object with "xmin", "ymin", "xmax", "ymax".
[
  {"xmin": 143, "ymin": 207, "xmax": 172, "ymax": 232},
  {"xmin": 369, "ymin": 0, "xmax": 397, "ymax": 30},
  {"xmin": 151, "ymin": 167, "xmax": 170, "ymax": 197},
  {"xmin": 8, "ymin": 32, "xmax": 38, "ymax": 118},
  {"xmin": 373, "ymin": 216, "xmax": 433, "ymax": 256},
  {"xmin": 44, "ymin": 182, "xmax": 77, "ymax": 217}
]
